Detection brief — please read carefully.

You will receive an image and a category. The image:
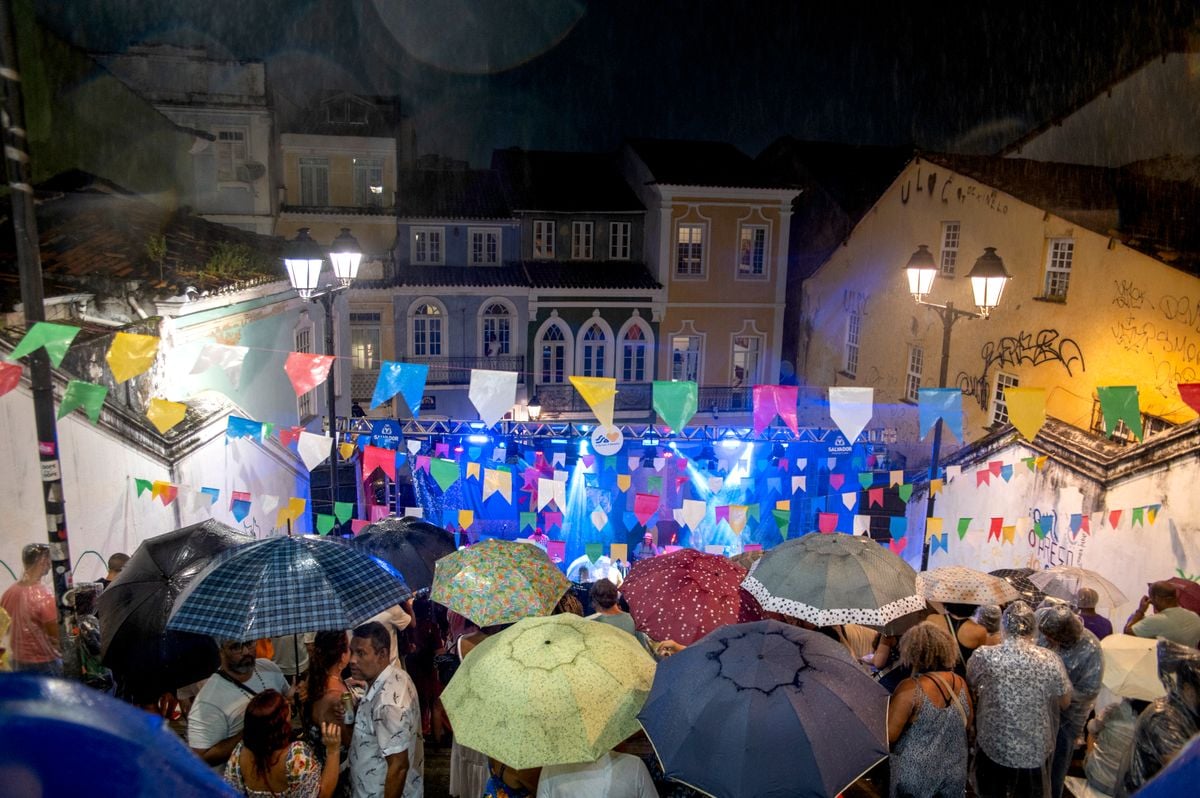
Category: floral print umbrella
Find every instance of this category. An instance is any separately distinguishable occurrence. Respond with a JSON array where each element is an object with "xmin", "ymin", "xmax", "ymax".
[
  {"xmin": 431, "ymin": 538, "xmax": 570, "ymax": 627},
  {"xmin": 441, "ymin": 614, "xmax": 656, "ymax": 769},
  {"xmin": 621, "ymin": 548, "xmax": 762, "ymax": 645},
  {"xmin": 917, "ymin": 565, "xmax": 1021, "ymax": 606}
]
